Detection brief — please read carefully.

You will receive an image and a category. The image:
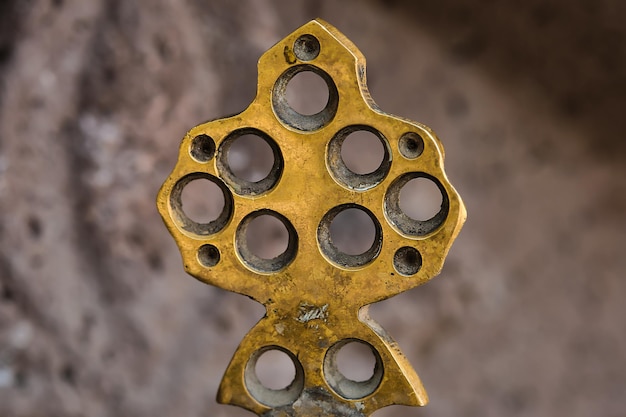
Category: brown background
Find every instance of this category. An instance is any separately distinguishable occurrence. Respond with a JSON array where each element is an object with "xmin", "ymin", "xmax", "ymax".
[{"xmin": 0, "ymin": 1, "xmax": 625, "ymax": 416}]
